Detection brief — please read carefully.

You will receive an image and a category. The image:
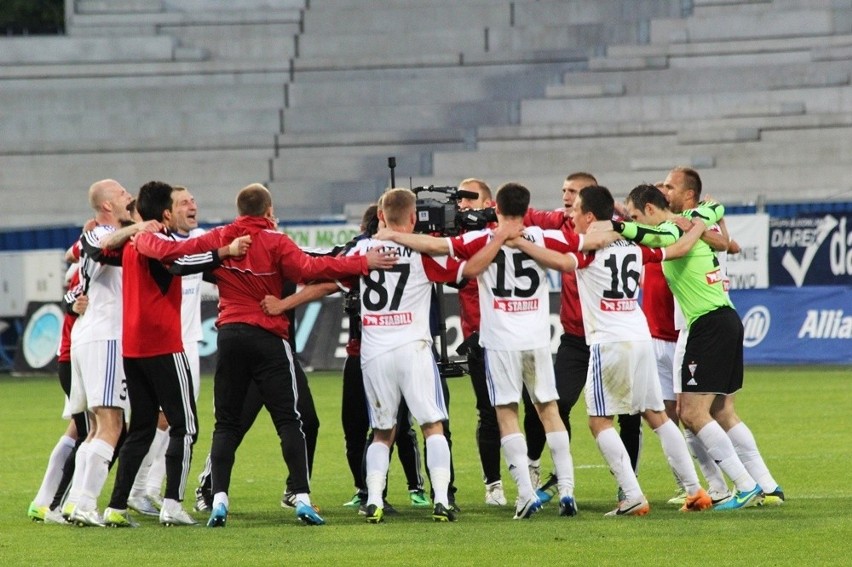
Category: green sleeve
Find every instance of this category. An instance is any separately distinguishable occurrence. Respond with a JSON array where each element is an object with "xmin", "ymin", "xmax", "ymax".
[
  {"xmin": 685, "ymin": 201, "xmax": 725, "ymax": 227},
  {"xmin": 618, "ymin": 221, "xmax": 679, "ymax": 248}
]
